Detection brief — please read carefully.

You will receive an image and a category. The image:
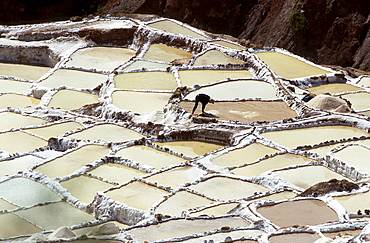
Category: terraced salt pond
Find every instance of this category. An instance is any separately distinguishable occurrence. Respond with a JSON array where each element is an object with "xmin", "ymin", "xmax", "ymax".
[
  {"xmin": 0, "ymin": 16, "xmax": 370, "ymax": 242},
  {"xmin": 255, "ymin": 51, "xmax": 331, "ymax": 79},
  {"xmin": 39, "ymin": 69, "xmax": 107, "ymax": 89},
  {"xmin": 47, "ymin": 89, "xmax": 98, "ymax": 110},
  {"xmin": 0, "ymin": 93, "xmax": 40, "ymax": 109},
  {"xmin": 261, "ymin": 125, "xmax": 369, "ymax": 148},
  {"xmin": 114, "ymin": 71, "xmax": 177, "ymax": 91},
  {"xmin": 65, "ymin": 47, "xmax": 136, "ymax": 72},
  {"xmin": 0, "ymin": 62, "xmax": 51, "ymax": 81},
  {"xmin": 306, "ymin": 82, "xmax": 363, "ymax": 95}
]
